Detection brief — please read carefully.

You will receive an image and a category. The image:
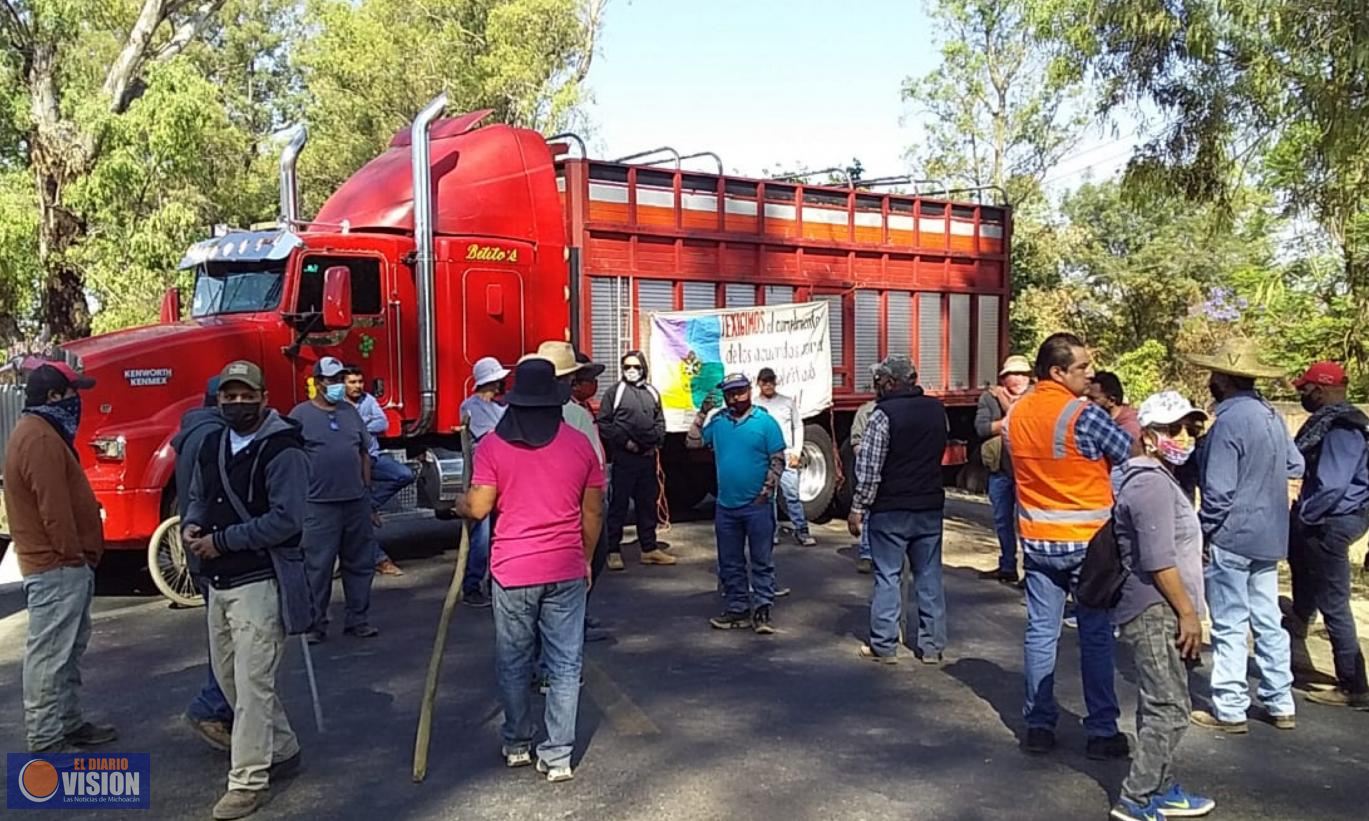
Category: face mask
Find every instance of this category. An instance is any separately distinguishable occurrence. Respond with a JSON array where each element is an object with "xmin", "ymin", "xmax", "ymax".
[
  {"xmin": 56, "ymin": 394, "xmax": 82, "ymax": 423},
  {"xmin": 324, "ymin": 383, "xmax": 345, "ymax": 404},
  {"xmin": 221, "ymin": 401, "xmax": 263, "ymax": 433},
  {"xmin": 1154, "ymin": 431, "xmax": 1195, "ymax": 466},
  {"xmin": 726, "ymin": 397, "xmax": 752, "ymax": 417},
  {"xmin": 623, "ymin": 366, "xmax": 643, "ymax": 383},
  {"xmin": 1300, "ymin": 393, "xmax": 1319, "ymax": 414}
]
